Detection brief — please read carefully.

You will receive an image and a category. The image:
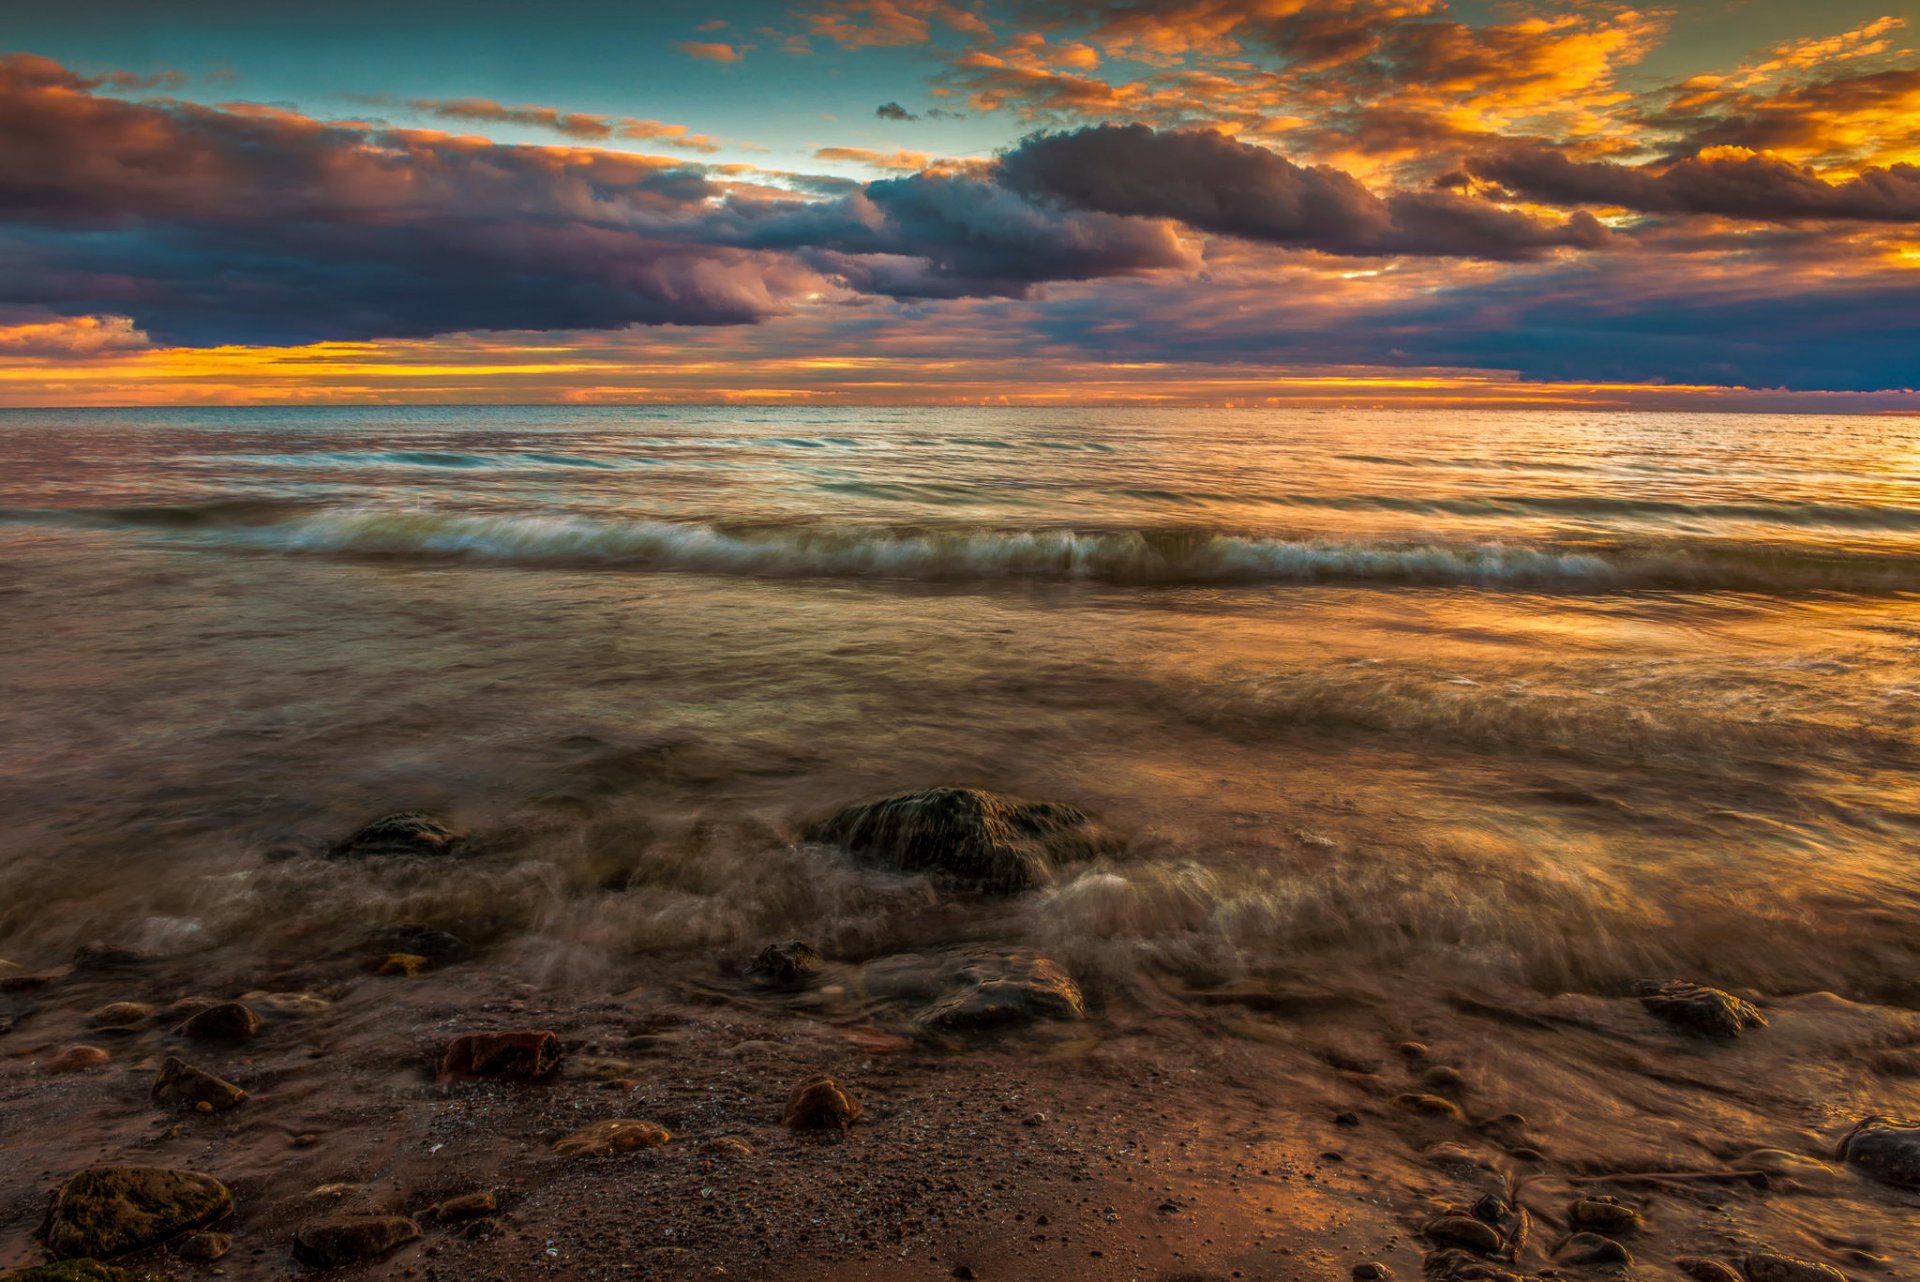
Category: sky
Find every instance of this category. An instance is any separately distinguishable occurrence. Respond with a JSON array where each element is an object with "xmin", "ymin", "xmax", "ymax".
[{"xmin": 1, "ymin": 0, "xmax": 1918, "ymax": 409}]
